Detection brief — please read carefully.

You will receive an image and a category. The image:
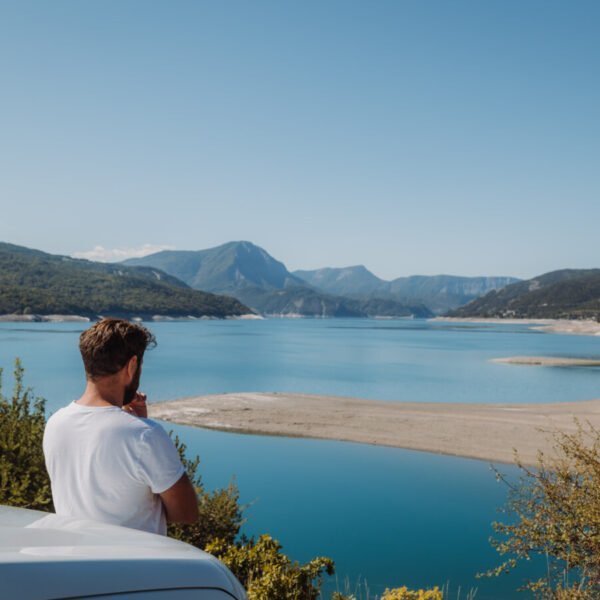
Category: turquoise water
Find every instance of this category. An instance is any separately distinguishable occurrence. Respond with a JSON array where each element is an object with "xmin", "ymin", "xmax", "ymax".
[{"xmin": 1, "ymin": 319, "xmax": 599, "ymax": 597}]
